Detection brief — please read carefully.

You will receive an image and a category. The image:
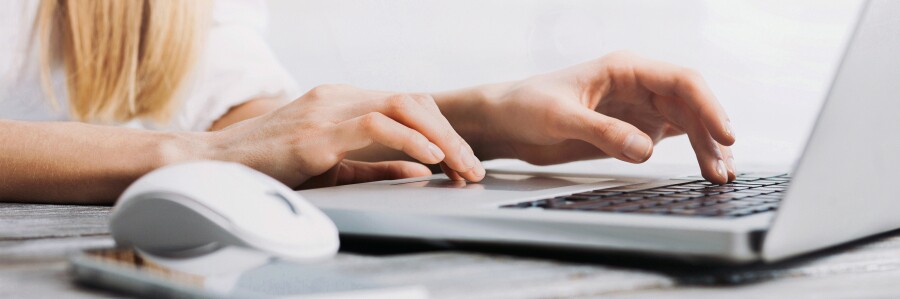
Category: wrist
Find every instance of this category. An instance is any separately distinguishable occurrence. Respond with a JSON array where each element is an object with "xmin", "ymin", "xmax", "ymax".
[
  {"xmin": 433, "ymin": 81, "xmax": 515, "ymax": 160},
  {"xmin": 432, "ymin": 88, "xmax": 484, "ymax": 152},
  {"xmin": 154, "ymin": 131, "xmax": 217, "ymax": 167}
]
